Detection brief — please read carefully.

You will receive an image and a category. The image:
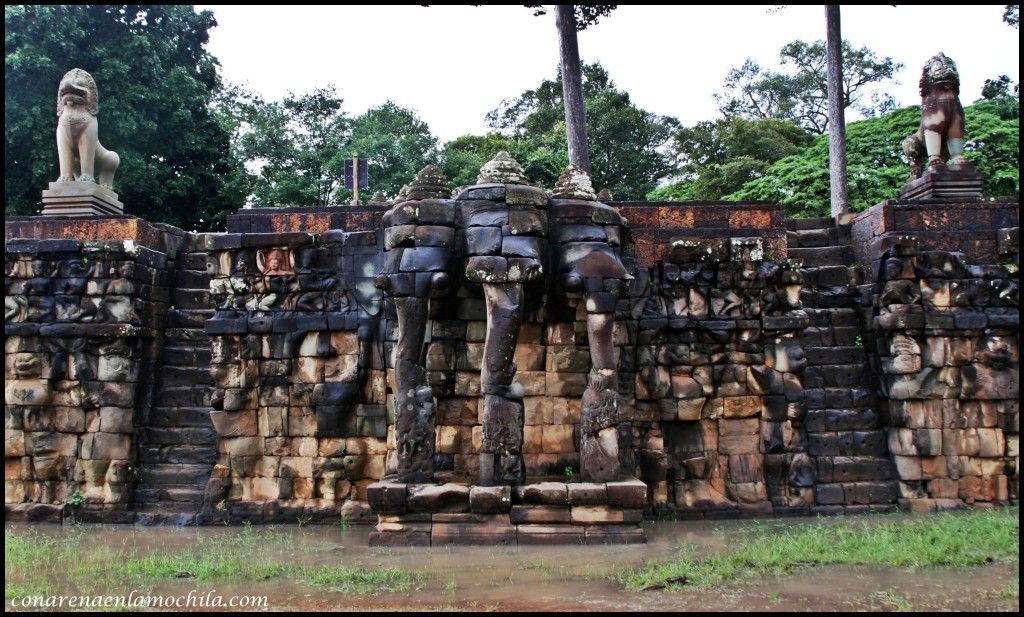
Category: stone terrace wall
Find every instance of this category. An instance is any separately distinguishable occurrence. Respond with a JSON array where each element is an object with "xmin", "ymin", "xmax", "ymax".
[
  {"xmin": 868, "ymin": 235, "xmax": 1019, "ymax": 509},
  {"xmin": 4, "ymin": 199, "xmax": 1019, "ymax": 524},
  {"xmin": 5, "ymin": 217, "xmax": 183, "ymax": 522}
]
